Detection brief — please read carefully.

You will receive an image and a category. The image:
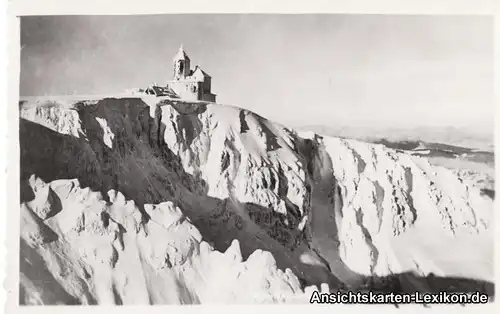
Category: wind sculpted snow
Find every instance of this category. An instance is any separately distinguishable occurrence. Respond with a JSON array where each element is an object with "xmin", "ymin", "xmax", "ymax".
[{"xmin": 18, "ymin": 97, "xmax": 494, "ymax": 304}]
